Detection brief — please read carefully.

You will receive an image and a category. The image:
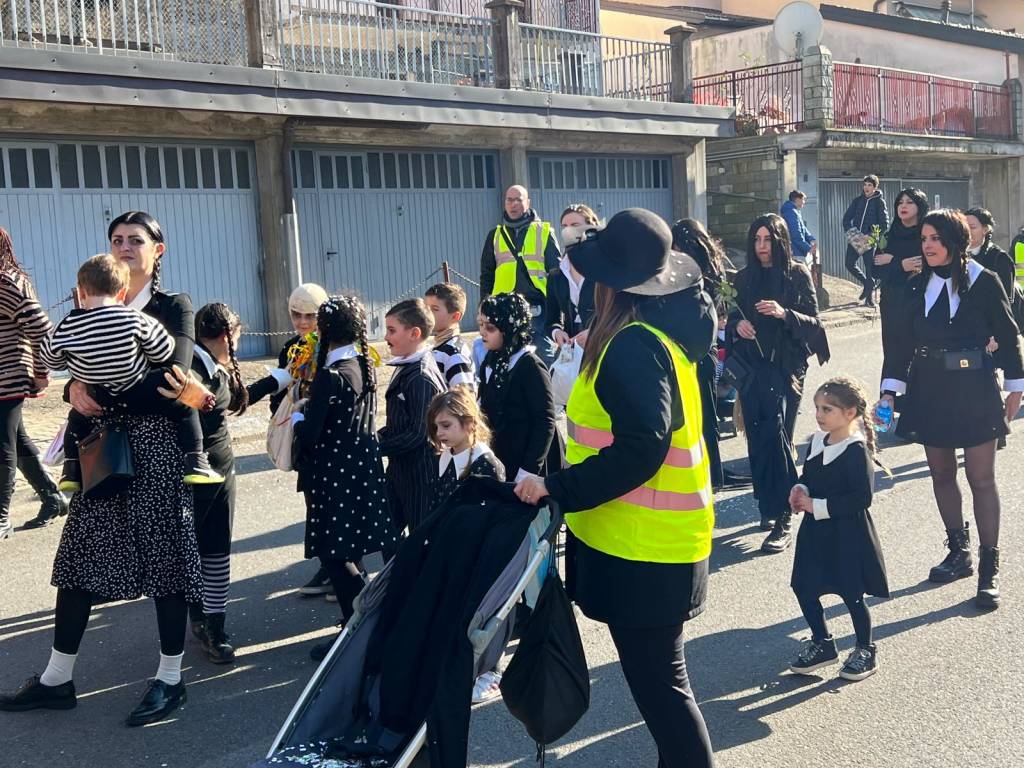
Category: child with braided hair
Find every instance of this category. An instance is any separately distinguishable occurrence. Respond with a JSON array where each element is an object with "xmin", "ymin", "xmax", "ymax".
[
  {"xmin": 292, "ymin": 295, "xmax": 396, "ymax": 661},
  {"xmin": 787, "ymin": 376, "xmax": 889, "ymax": 682},
  {"xmin": 188, "ymin": 303, "xmax": 249, "ymax": 664}
]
